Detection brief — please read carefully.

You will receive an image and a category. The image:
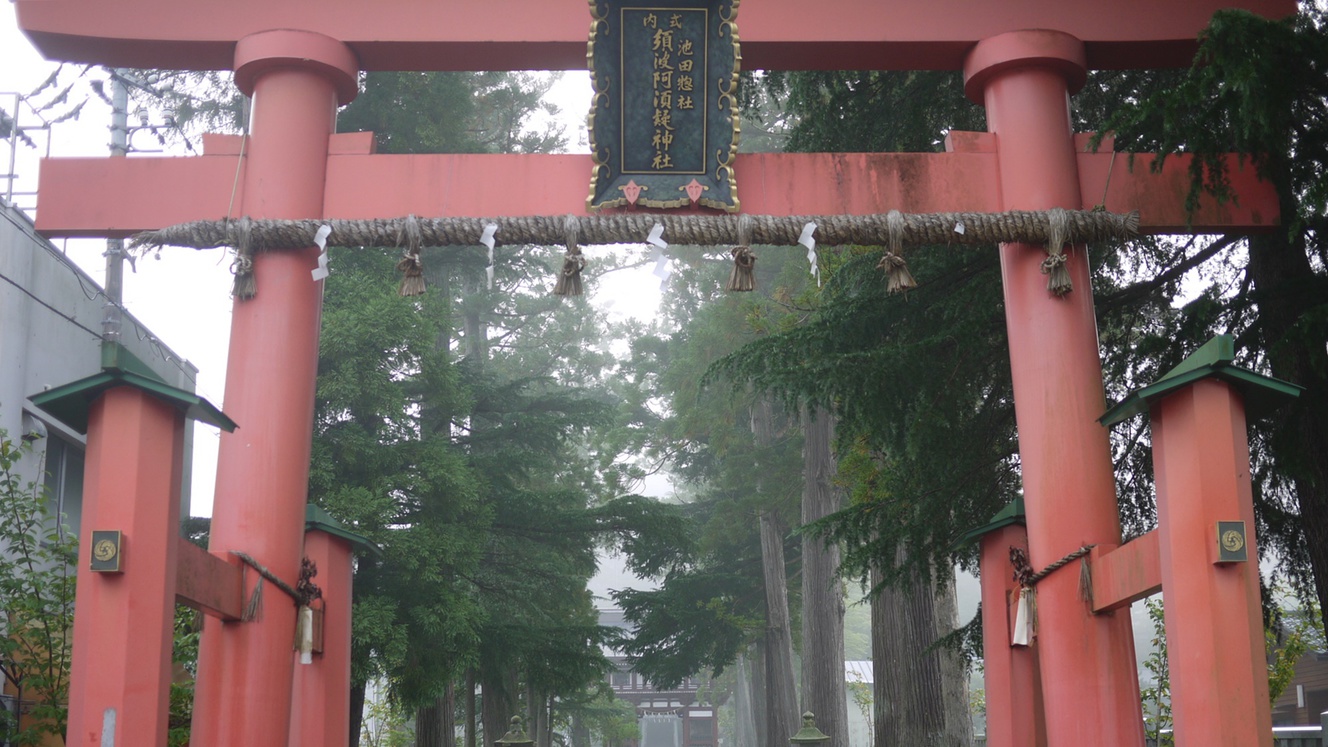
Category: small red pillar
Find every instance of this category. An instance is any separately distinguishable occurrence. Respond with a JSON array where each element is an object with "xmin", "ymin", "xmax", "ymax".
[
  {"xmin": 963, "ymin": 30, "xmax": 1143, "ymax": 746},
  {"xmin": 290, "ymin": 506, "xmax": 374, "ymax": 747},
  {"xmin": 64, "ymin": 387, "xmax": 183, "ymax": 746},
  {"xmin": 189, "ymin": 30, "xmax": 357, "ymax": 747},
  {"xmin": 1099, "ymin": 335, "xmax": 1300, "ymax": 747},
  {"xmin": 1152, "ymin": 381, "xmax": 1272, "ymax": 746},
  {"xmin": 29, "ymin": 364, "xmax": 234, "ymax": 747},
  {"xmin": 978, "ymin": 523, "xmax": 1046, "ymax": 747}
]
